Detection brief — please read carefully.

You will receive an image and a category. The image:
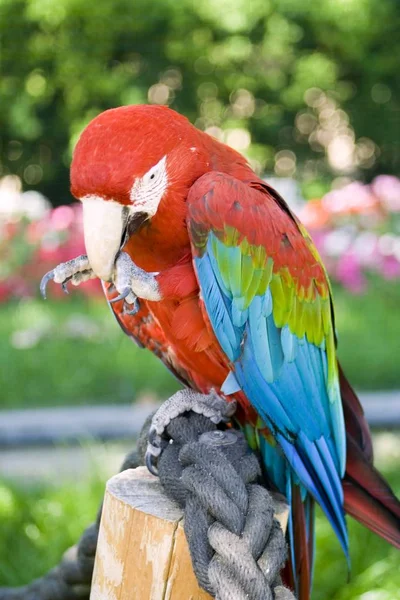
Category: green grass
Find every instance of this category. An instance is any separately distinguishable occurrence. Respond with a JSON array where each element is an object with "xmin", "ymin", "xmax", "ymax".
[
  {"xmin": 0, "ymin": 438, "xmax": 398, "ymax": 597},
  {"xmin": 0, "ymin": 296, "xmax": 179, "ymax": 409},
  {"xmin": 313, "ymin": 464, "xmax": 400, "ymax": 599},
  {"xmin": 0, "ymin": 475, "xmax": 105, "ymax": 587},
  {"xmin": 0, "ymin": 279, "xmax": 399, "ymax": 410}
]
